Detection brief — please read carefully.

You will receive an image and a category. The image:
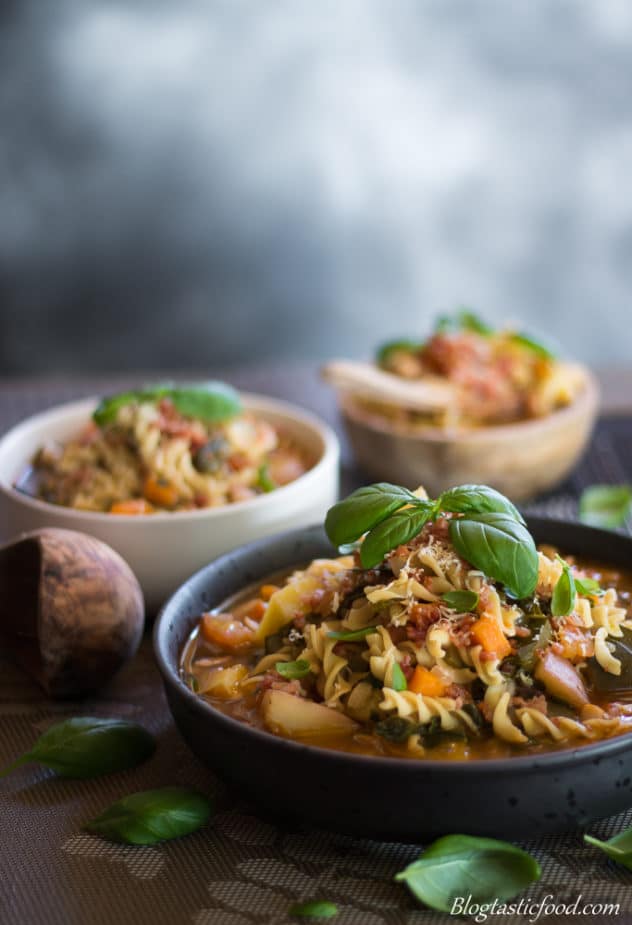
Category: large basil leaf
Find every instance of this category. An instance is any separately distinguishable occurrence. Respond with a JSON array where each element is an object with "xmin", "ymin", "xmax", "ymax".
[
  {"xmin": 0, "ymin": 717, "xmax": 155, "ymax": 779},
  {"xmin": 439, "ymin": 484, "xmax": 524, "ymax": 525},
  {"xmin": 360, "ymin": 503, "xmax": 435, "ymax": 569},
  {"xmin": 325, "ymin": 483, "xmax": 420, "ymax": 547},
  {"xmin": 395, "ymin": 834, "xmax": 540, "ymax": 912},
  {"xmin": 85, "ymin": 786, "xmax": 213, "ymax": 845},
  {"xmin": 585, "ymin": 826, "xmax": 632, "ymax": 870},
  {"xmin": 449, "ymin": 513, "xmax": 538, "ymax": 598},
  {"xmin": 579, "ymin": 484, "xmax": 632, "ymax": 529},
  {"xmin": 93, "ymin": 382, "xmax": 241, "ymax": 427}
]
